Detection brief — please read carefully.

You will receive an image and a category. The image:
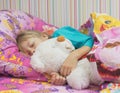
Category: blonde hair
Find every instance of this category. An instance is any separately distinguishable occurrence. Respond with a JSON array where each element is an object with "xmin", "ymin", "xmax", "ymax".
[{"xmin": 16, "ymin": 30, "xmax": 50, "ymax": 52}]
